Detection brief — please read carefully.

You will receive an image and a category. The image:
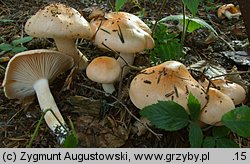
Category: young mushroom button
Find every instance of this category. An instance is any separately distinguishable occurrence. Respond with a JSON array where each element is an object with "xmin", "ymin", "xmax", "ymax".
[
  {"xmin": 90, "ymin": 11, "xmax": 154, "ymax": 78},
  {"xmin": 2, "ymin": 49, "xmax": 74, "ymax": 144},
  {"xmin": 129, "ymin": 61, "xmax": 208, "ymax": 111},
  {"xmin": 25, "ymin": 3, "xmax": 93, "ymax": 69},
  {"xmin": 86, "ymin": 56, "xmax": 121, "ymax": 94}
]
